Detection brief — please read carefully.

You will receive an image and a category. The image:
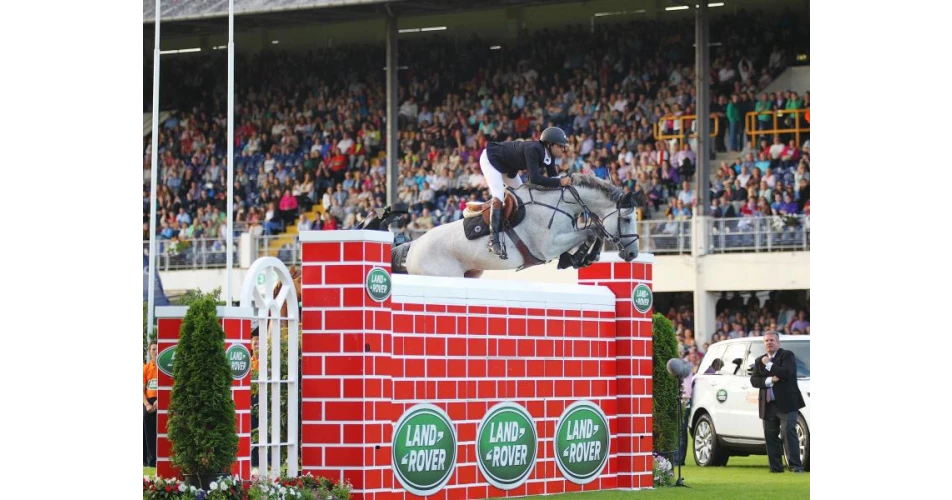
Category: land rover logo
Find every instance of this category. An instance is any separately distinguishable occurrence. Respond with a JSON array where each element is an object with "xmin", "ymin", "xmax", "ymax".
[
  {"xmin": 554, "ymin": 401, "xmax": 610, "ymax": 485},
  {"xmin": 476, "ymin": 402, "xmax": 537, "ymax": 490},
  {"xmin": 392, "ymin": 404, "xmax": 457, "ymax": 496},
  {"xmin": 226, "ymin": 344, "xmax": 252, "ymax": 380},
  {"xmin": 632, "ymin": 284, "xmax": 653, "ymax": 314},
  {"xmin": 366, "ymin": 267, "xmax": 392, "ymax": 302},
  {"xmin": 716, "ymin": 389, "xmax": 728, "ymax": 402},
  {"xmin": 156, "ymin": 346, "xmax": 176, "ymax": 377}
]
